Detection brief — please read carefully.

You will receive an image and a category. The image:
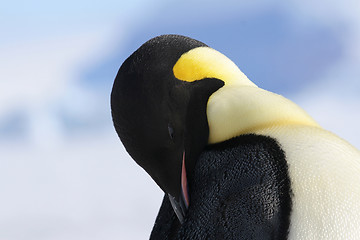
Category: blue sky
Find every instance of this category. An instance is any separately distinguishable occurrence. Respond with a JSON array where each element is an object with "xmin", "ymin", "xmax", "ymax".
[{"xmin": 1, "ymin": 0, "xmax": 359, "ymax": 239}]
